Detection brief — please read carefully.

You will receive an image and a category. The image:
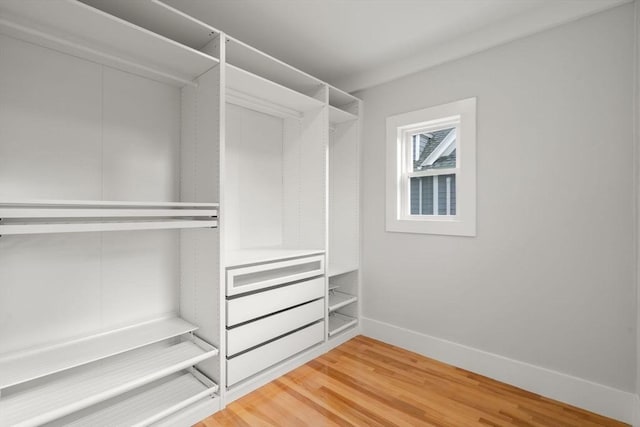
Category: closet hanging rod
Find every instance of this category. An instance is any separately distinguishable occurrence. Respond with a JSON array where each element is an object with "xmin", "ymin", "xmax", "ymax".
[{"xmin": 0, "ymin": 17, "xmax": 199, "ymax": 88}]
